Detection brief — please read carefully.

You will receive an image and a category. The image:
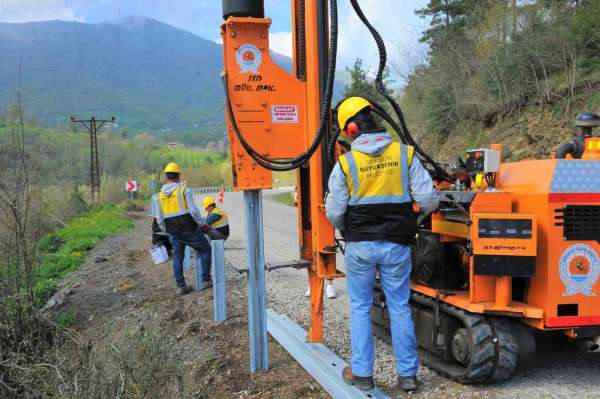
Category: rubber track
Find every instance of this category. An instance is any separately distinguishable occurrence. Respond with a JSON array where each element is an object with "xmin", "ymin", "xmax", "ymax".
[
  {"xmin": 489, "ymin": 318, "xmax": 518, "ymax": 381},
  {"xmin": 408, "ymin": 292, "xmax": 518, "ymax": 384}
]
